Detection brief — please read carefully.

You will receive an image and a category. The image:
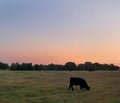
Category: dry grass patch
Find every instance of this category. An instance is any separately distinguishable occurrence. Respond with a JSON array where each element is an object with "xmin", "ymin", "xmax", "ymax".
[{"xmin": 0, "ymin": 70, "xmax": 120, "ymax": 103}]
